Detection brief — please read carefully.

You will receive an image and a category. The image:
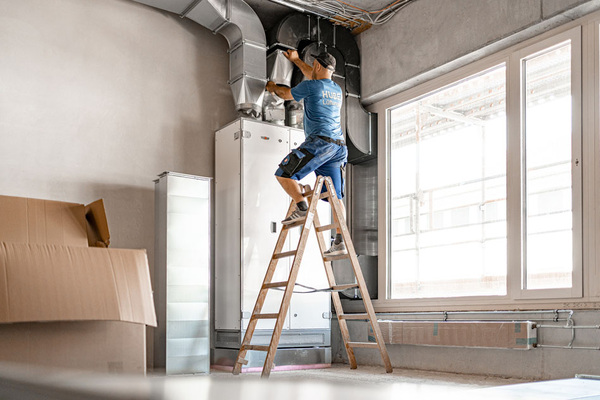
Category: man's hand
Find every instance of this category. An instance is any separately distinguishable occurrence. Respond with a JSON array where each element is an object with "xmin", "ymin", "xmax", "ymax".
[
  {"xmin": 284, "ymin": 49, "xmax": 300, "ymax": 63},
  {"xmin": 283, "ymin": 49, "xmax": 313, "ymax": 79},
  {"xmin": 266, "ymin": 81, "xmax": 277, "ymax": 94},
  {"xmin": 265, "ymin": 81, "xmax": 293, "ymax": 100}
]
